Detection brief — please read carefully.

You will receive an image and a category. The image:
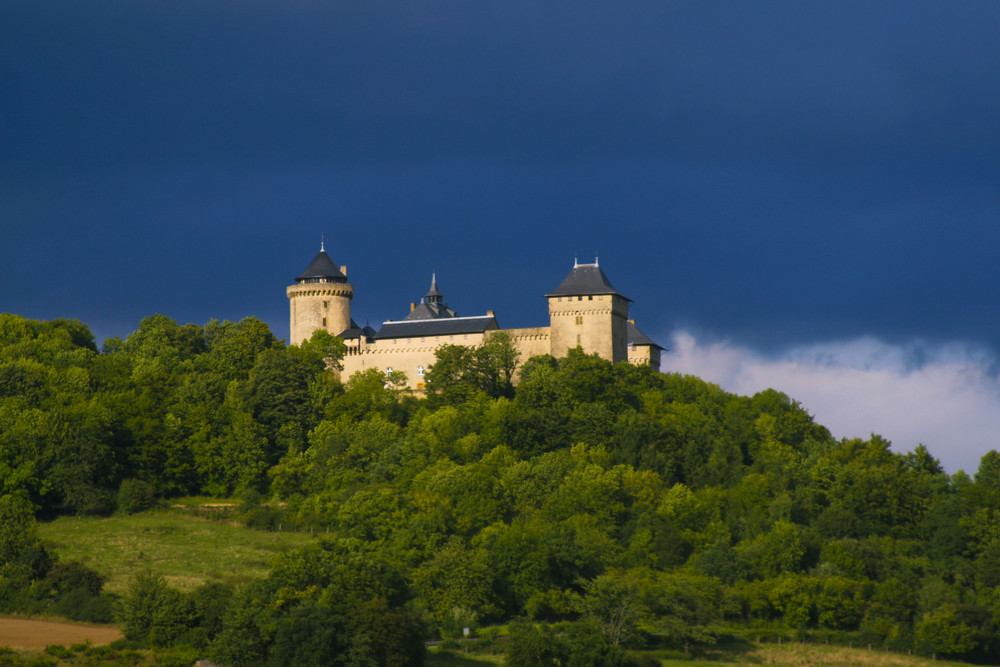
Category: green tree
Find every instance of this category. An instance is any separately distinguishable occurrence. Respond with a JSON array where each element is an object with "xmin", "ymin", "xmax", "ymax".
[
  {"xmin": 505, "ymin": 619, "xmax": 569, "ymax": 667},
  {"xmin": 204, "ymin": 316, "xmax": 279, "ymax": 380},
  {"xmin": 577, "ymin": 571, "xmax": 647, "ymax": 647},
  {"xmin": 412, "ymin": 537, "xmax": 500, "ymax": 625},
  {"xmin": 346, "ymin": 597, "xmax": 425, "ymax": 666},
  {"xmin": 120, "ymin": 571, "xmax": 189, "ymax": 647},
  {"xmin": 245, "ymin": 348, "xmax": 315, "ymax": 440},
  {"xmin": 426, "ymin": 331, "xmax": 520, "ymax": 403},
  {"xmin": 915, "ymin": 604, "xmax": 980, "ymax": 659},
  {"xmin": 269, "ymin": 602, "xmax": 348, "ymax": 667},
  {"xmin": 0, "ymin": 495, "xmax": 41, "ymax": 574}
]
